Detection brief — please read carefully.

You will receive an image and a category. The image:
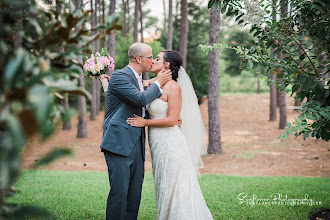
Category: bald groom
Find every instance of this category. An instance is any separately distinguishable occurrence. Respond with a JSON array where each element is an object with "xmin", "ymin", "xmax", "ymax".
[{"xmin": 99, "ymin": 43, "xmax": 172, "ymax": 220}]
